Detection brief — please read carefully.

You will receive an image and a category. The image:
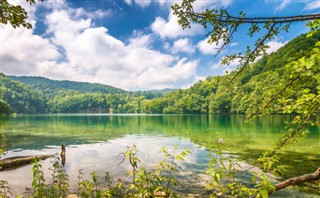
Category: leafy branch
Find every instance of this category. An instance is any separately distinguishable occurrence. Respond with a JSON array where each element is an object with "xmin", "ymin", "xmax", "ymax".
[
  {"xmin": 172, "ymin": 0, "xmax": 320, "ymax": 85},
  {"xmin": 0, "ymin": 0, "xmax": 43, "ymax": 29}
]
